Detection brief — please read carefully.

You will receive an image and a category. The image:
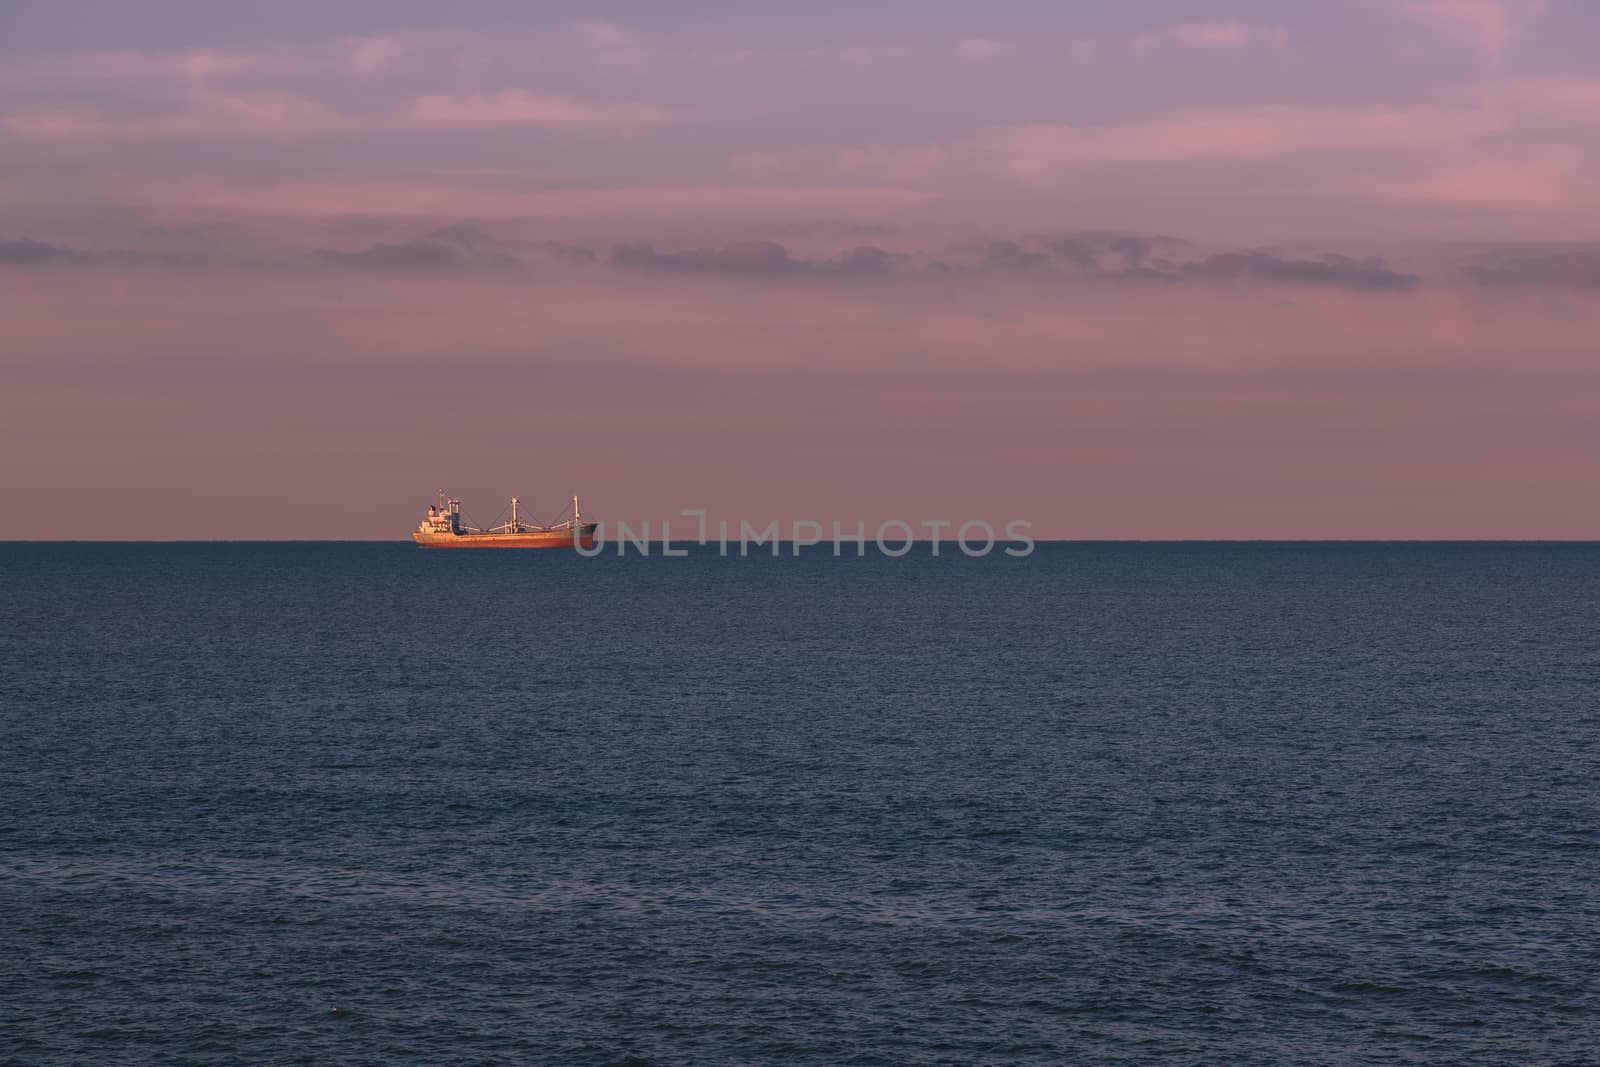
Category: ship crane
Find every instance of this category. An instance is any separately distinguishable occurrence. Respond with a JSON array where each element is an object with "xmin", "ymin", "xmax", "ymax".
[{"xmin": 424, "ymin": 489, "xmax": 593, "ymax": 546}]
